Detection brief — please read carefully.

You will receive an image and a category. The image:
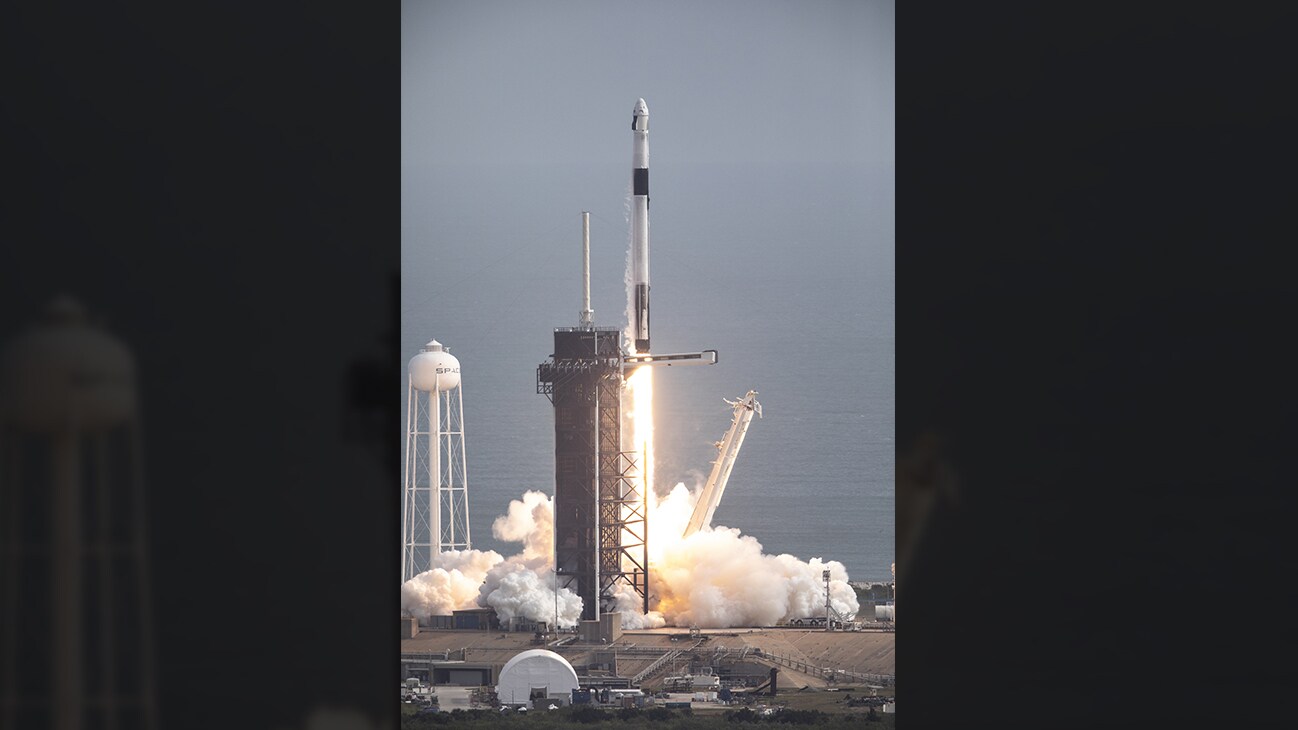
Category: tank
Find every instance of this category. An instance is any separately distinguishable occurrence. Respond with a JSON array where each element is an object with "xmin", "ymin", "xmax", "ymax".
[
  {"xmin": 409, "ymin": 340, "xmax": 460, "ymax": 391},
  {"xmin": 875, "ymin": 604, "xmax": 895, "ymax": 621}
]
